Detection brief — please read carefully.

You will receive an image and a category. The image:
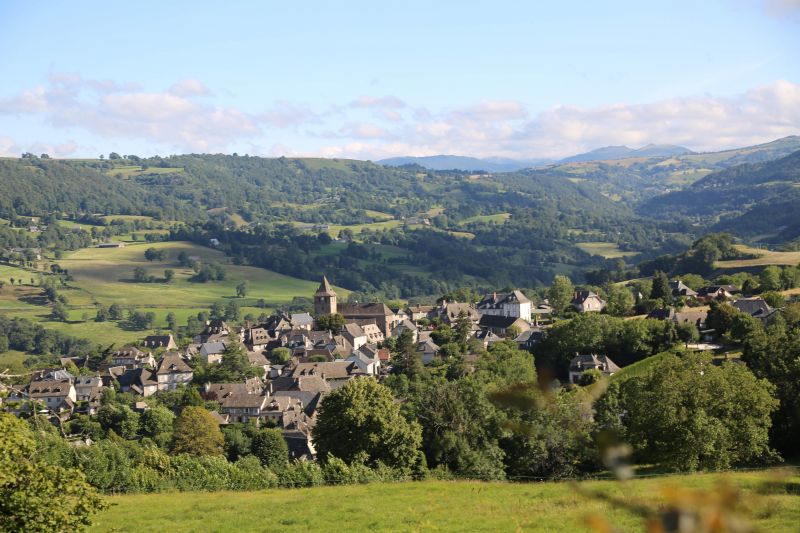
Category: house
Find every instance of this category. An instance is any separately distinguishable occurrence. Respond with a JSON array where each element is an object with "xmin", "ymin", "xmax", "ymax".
[
  {"xmin": 195, "ymin": 319, "xmax": 231, "ymax": 343},
  {"xmin": 515, "ymin": 328, "xmax": 545, "ymax": 351},
  {"xmin": 391, "ymin": 319, "xmax": 418, "ymax": 342},
  {"xmin": 142, "ymin": 334, "xmax": 177, "ymax": 350},
  {"xmin": 111, "ymin": 346, "xmax": 155, "ymax": 369},
  {"xmin": 247, "ymin": 350, "xmax": 270, "ymax": 374},
  {"xmin": 290, "ymin": 313, "xmax": 315, "ymax": 331},
  {"xmin": 571, "ymin": 291, "xmax": 606, "ymax": 313},
  {"xmin": 732, "ymin": 298, "xmax": 778, "ymax": 326},
  {"xmin": 97, "ymin": 242, "xmax": 125, "ymax": 248},
  {"xmin": 288, "ymin": 361, "xmax": 357, "ymax": 388},
  {"xmin": 697, "ymin": 286, "xmax": 733, "ymax": 302},
  {"xmin": 73, "ymin": 376, "xmax": 104, "ymax": 415},
  {"xmin": 437, "ymin": 301, "xmax": 481, "ymax": 325},
  {"xmin": 9, "ymin": 379, "xmax": 77, "ymax": 416},
  {"xmin": 199, "ymin": 340, "xmax": 228, "ymax": 364},
  {"xmin": 477, "ymin": 290, "xmax": 532, "ymax": 321},
  {"xmin": 417, "ymin": 338, "xmax": 441, "ymax": 364},
  {"xmin": 673, "ymin": 310, "xmax": 708, "ymax": 330},
  {"xmin": 344, "ymin": 352, "xmax": 381, "ymax": 375},
  {"xmin": 116, "ymin": 368, "xmax": 159, "ymax": 397},
  {"xmin": 218, "ymin": 393, "xmax": 270, "ymax": 424},
  {"xmin": 155, "ymin": 351, "xmax": 193, "ymax": 391},
  {"xmin": 341, "ymin": 322, "xmax": 368, "ymax": 350},
  {"xmin": 473, "ymin": 329, "xmax": 503, "ymax": 349},
  {"xmin": 670, "ymin": 280, "xmax": 698, "ymax": 299},
  {"xmin": 356, "ymin": 321, "xmax": 385, "ymax": 343},
  {"xmin": 568, "ymin": 354, "xmax": 620, "ymax": 384},
  {"xmin": 407, "ymin": 305, "xmax": 434, "ymax": 322},
  {"xmin": 203, "ymin": 378, "xmax": 263, "ymax": 400},
  {"xmin": 244, "ymin": 327, "xmax": 271, "ymax": 351},
  {"xmin": 478, "ymin": 314, "xmax": 531, "ymax": 336}
]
